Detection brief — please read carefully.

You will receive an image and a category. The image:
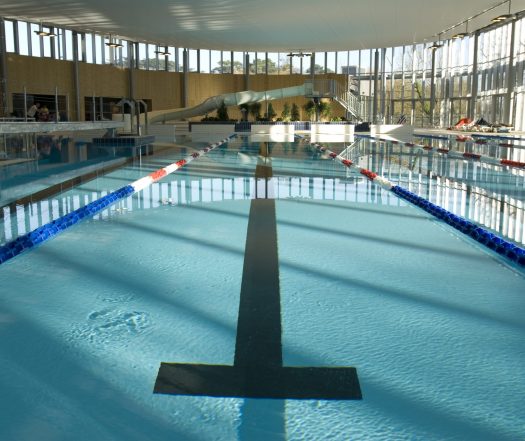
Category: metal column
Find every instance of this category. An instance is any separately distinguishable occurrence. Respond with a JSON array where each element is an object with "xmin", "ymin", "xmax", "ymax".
[
  {"xmin": 372, "ymin": 49, "xmax": 379, "ymax": 123},
  {"xmin": 244, "ymin": 53, "xmax": 250, "ymax": 90},
  {"xmin": 129, "ymin": 42, "xmax": 136, "ymax": 100},
  {"xmin": 182, "ymin": 49, "xmax": 189, "ymax": 107},
  {"xmin": 380, "ymin": 48, "xmax": 386, "ymax": 122},
  {"xmin": 310, "ymin": 53, "xmax": 315, "ymax": 82},
  {"xmin": 0, "ymin": 18, "xmax": 9, "ymax": 117},
  {"xmin": 429, "ymin": 47, "xmax": 436, "ymax": 127},
  {"xmin": 503, "ymin": 19, "xmax": 516, "ymax": 125},
  {"xmin": 469, "ymin": 31, "xmax": 480, "ymax": 121},
  {"xmin": 73, "ymin": 31, "xmax": 81, "ymax": 120}
]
